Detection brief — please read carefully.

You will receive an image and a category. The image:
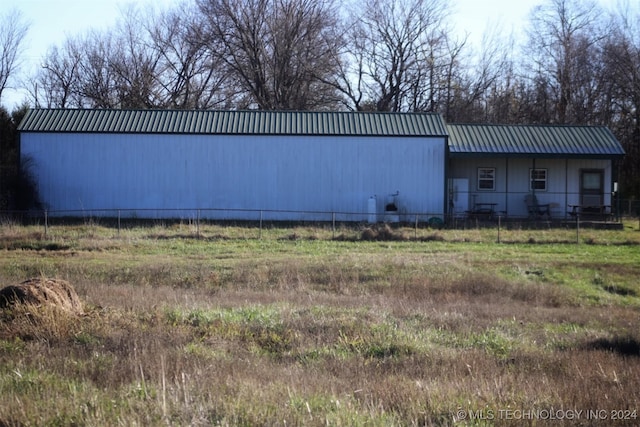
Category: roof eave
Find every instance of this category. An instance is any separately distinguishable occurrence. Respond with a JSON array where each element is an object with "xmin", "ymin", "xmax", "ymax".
[{"xmin": 449, "ymin": 152, "xmax": 625, "ymax": 159}]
